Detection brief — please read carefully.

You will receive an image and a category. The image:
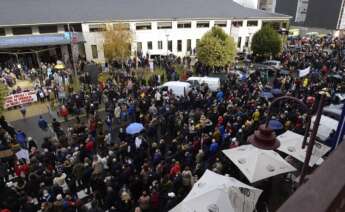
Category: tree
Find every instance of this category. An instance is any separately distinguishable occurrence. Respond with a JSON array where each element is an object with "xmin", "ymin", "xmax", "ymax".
[
  {"xmin": 251, "ymin": 25, "xmax": 282, "ymax": 58},
  {"xmin": 103, "ymin": 23, "xmax": 133, "ymax": 66},
  {"xmin": 0, "ymin": 82, "xmax": 7, "ymax": 115},
  {"xmin": 197, "ymin": 26, "xmax": 236, "ymax": 67}
]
